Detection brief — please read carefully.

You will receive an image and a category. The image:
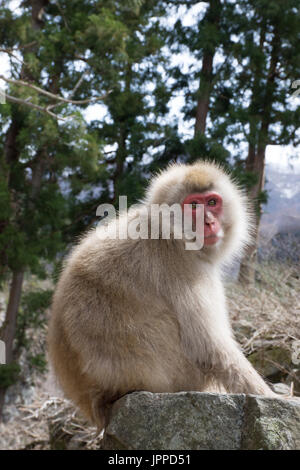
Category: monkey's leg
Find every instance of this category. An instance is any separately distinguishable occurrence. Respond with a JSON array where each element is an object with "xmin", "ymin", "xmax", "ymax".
[{"xmin": 91, "ymin": 390, "xmax": 142, "ymax": 431}]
